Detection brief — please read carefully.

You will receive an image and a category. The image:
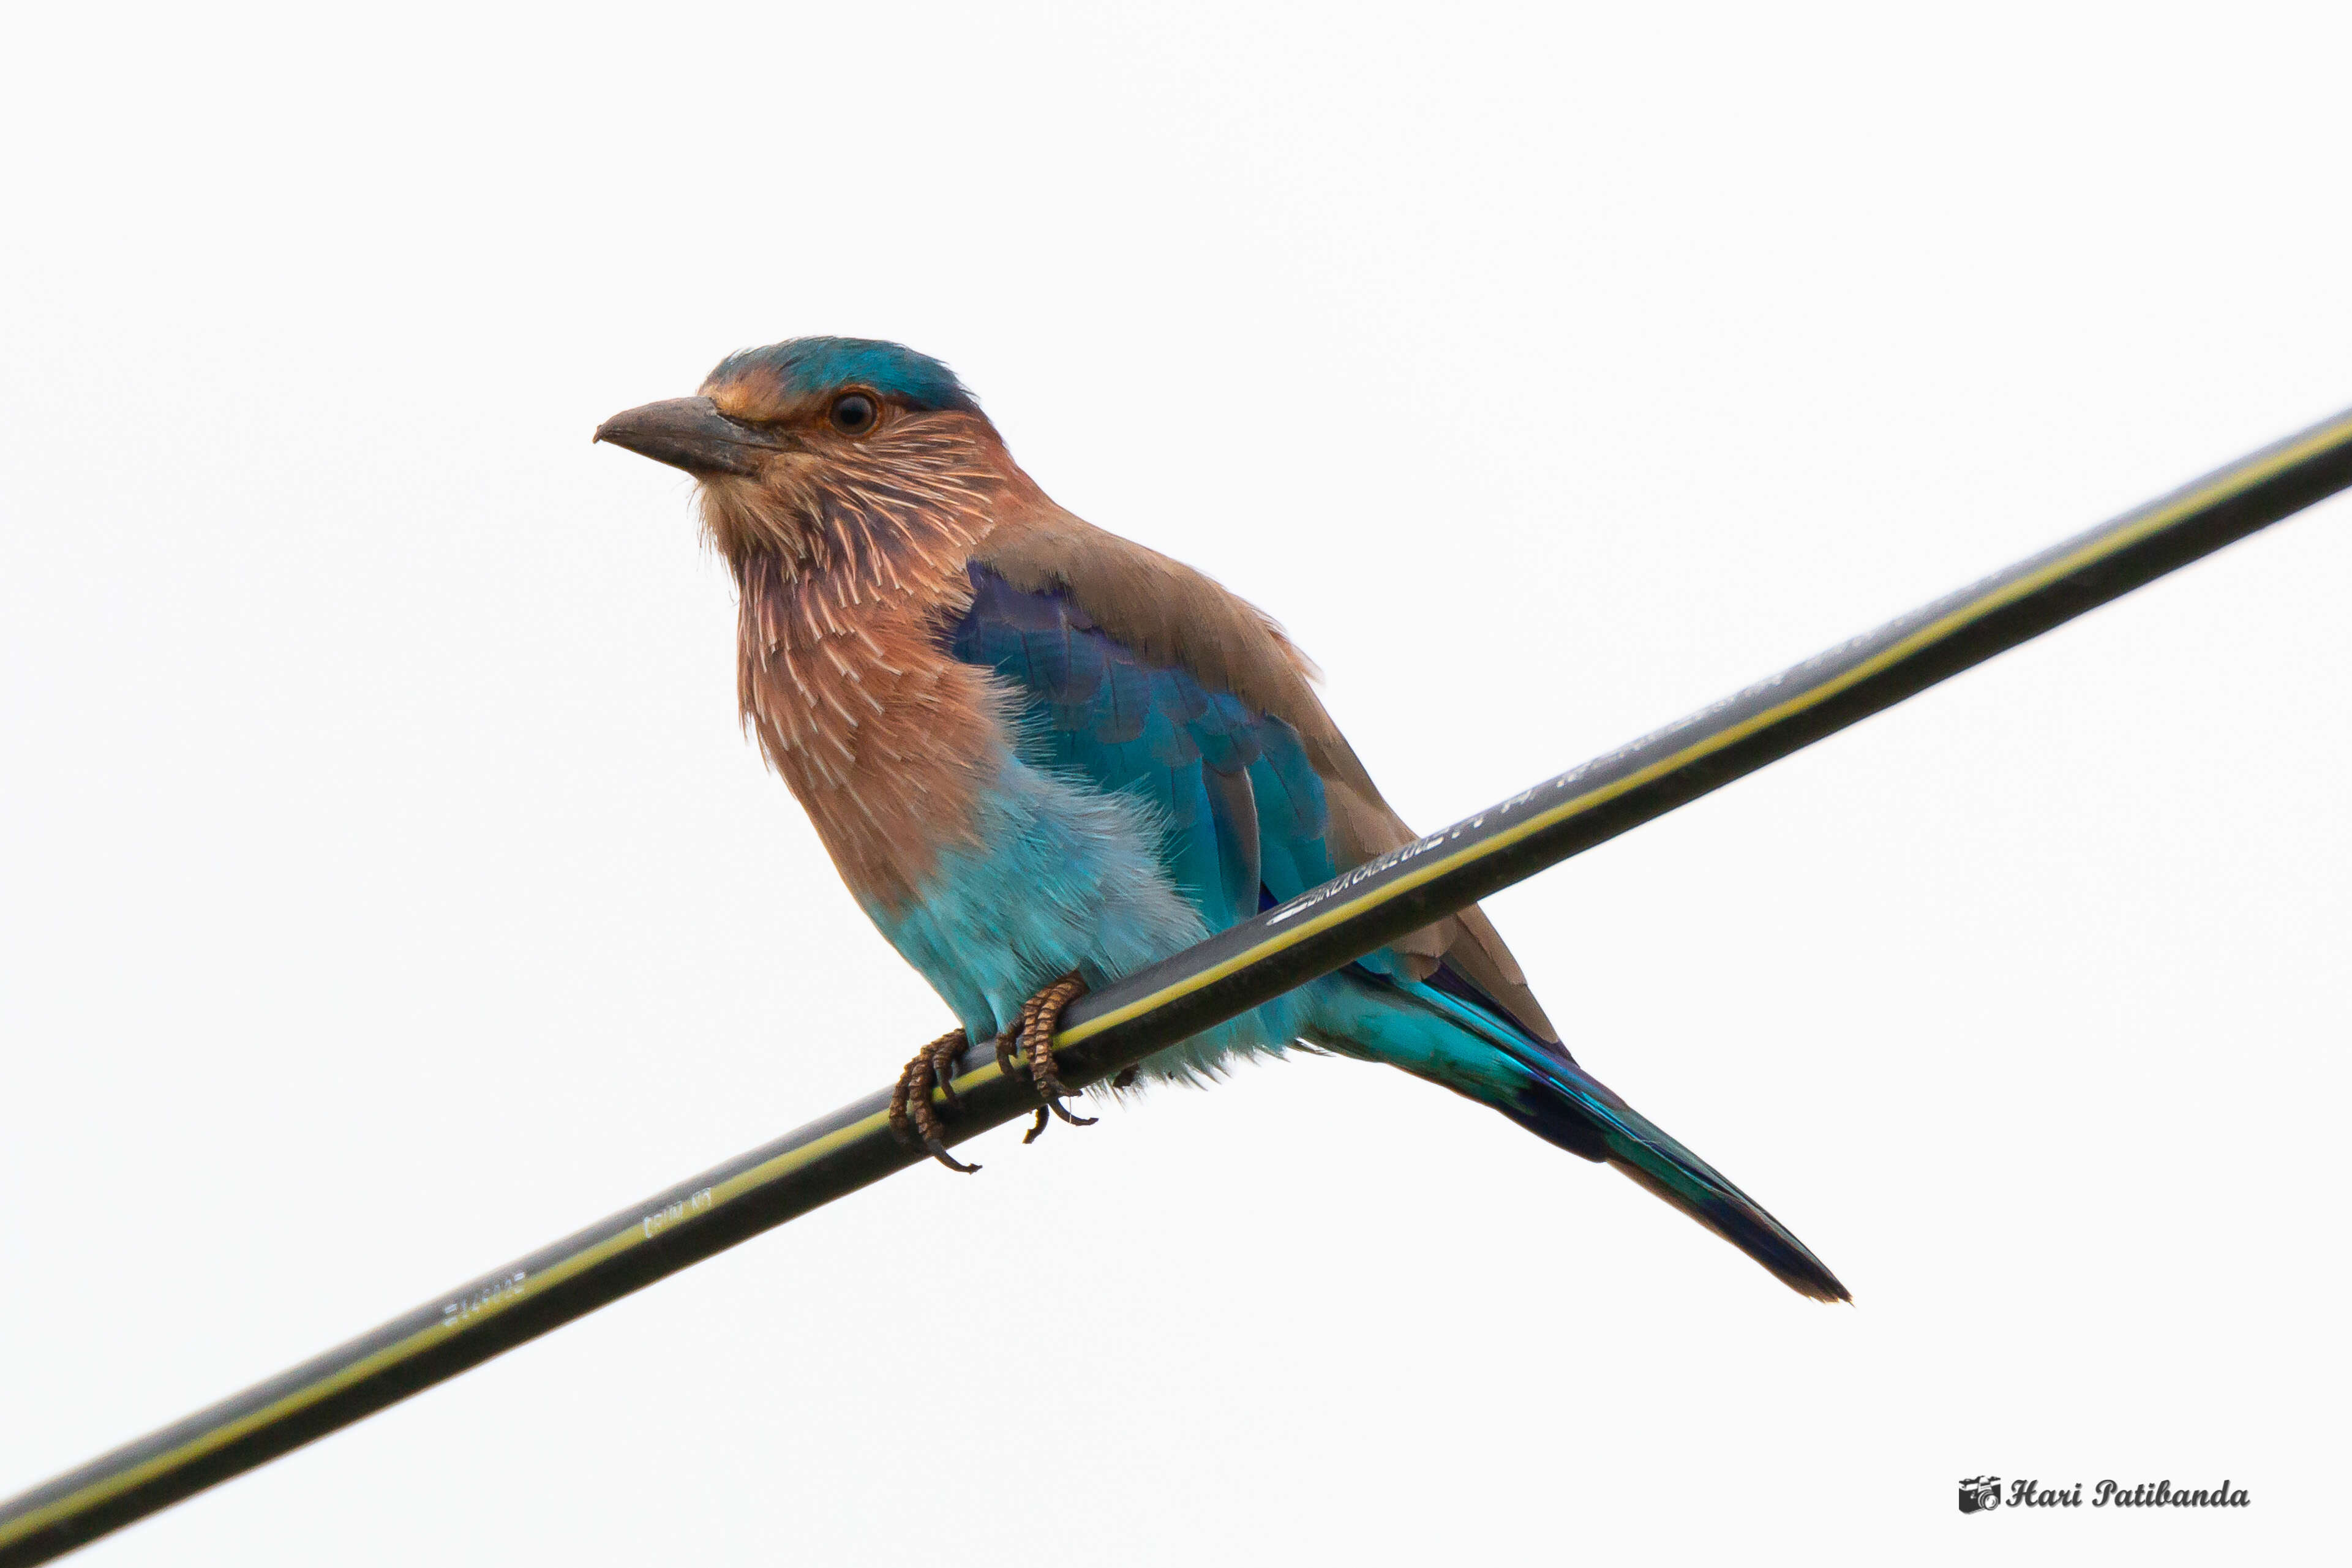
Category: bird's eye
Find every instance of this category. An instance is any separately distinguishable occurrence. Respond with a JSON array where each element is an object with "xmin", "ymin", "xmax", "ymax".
[{"xmin": 828, "ymin": 392, "xmax": 879, "ymax": 435}]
